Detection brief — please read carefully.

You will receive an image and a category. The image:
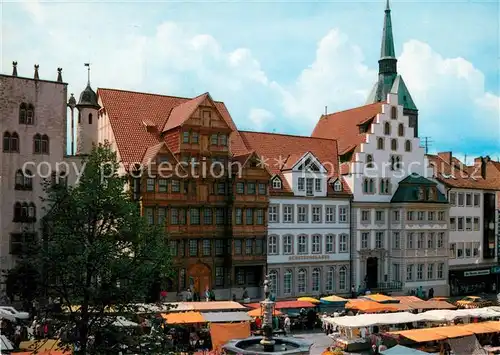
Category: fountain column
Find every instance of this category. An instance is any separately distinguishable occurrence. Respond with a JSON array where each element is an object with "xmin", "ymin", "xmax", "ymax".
[{"xmin": 260, "ymin": 275, "xmax": 276, "ymax": 352}]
